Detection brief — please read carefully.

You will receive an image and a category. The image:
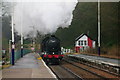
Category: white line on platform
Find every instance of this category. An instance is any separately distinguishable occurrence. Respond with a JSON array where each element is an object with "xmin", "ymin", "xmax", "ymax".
[{"xmin": 41, "ymin": 59, "xmax": 57, "ymax": 79}]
